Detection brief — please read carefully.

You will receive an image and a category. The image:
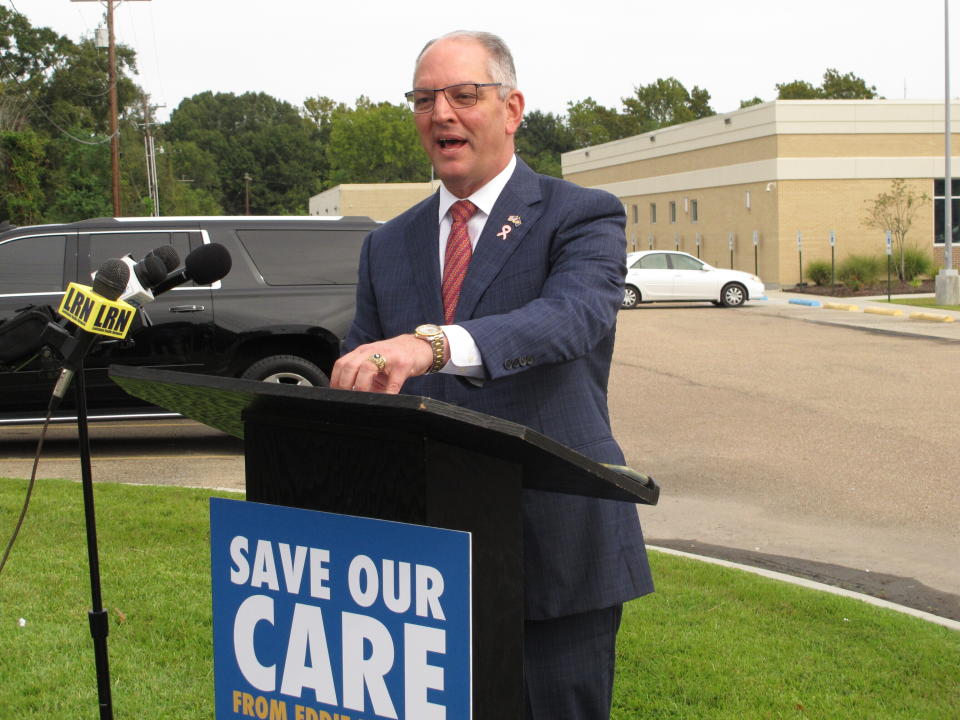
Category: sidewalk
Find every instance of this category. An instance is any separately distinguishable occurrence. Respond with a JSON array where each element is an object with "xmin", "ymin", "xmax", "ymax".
[{"xmin": 753, "ymin": 290, "xmax": 960, "ymax": 342}]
